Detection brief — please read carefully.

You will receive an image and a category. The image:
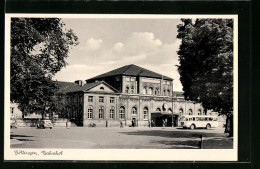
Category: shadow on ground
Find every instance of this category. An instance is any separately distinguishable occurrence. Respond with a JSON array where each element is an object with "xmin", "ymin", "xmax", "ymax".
[
  {"xmin": 10, "ymin": 134, "xmax": 34, "ymax": 142},
  {"xmin": 119, "ymin": 130, "xmax": 226, "ymax": 138}
]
